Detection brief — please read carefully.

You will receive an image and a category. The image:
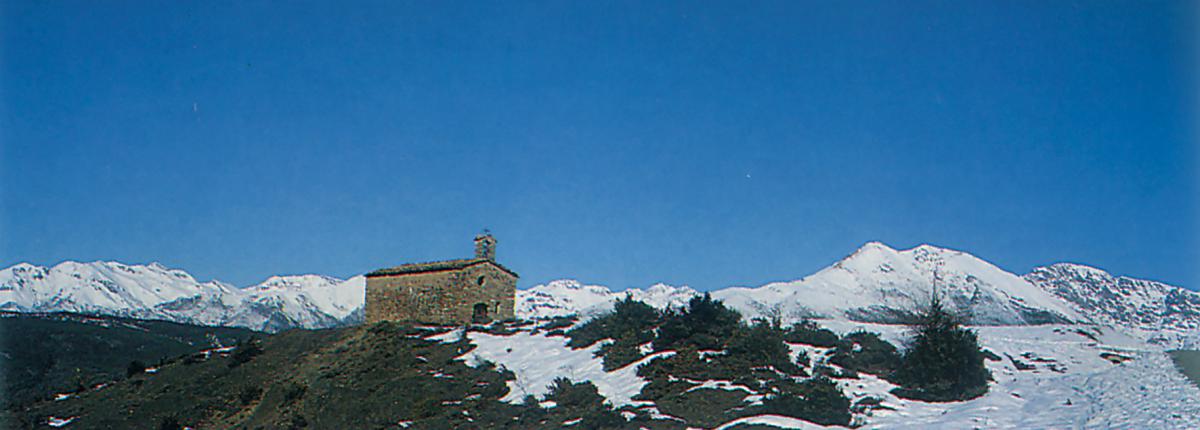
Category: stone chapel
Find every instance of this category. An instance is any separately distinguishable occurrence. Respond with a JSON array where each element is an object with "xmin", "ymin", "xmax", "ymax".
[{"xmin": 364, "ymin": 233, "xmax": 517, "ymax": 325}]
